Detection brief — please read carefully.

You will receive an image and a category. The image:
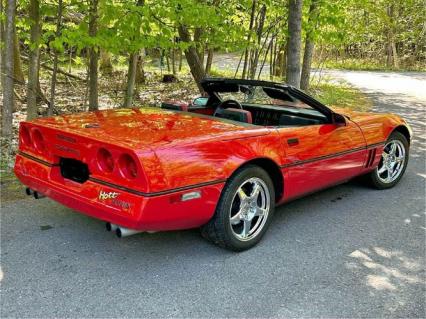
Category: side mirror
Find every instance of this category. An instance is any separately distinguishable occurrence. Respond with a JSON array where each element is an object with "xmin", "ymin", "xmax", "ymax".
[
  {"xmin": 332, "ymin": 113, "xmax": 347, "ymax": 126},
  {"xmin": 192, "ymin": 97, "xmax": 208, "ymax": 107}
]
